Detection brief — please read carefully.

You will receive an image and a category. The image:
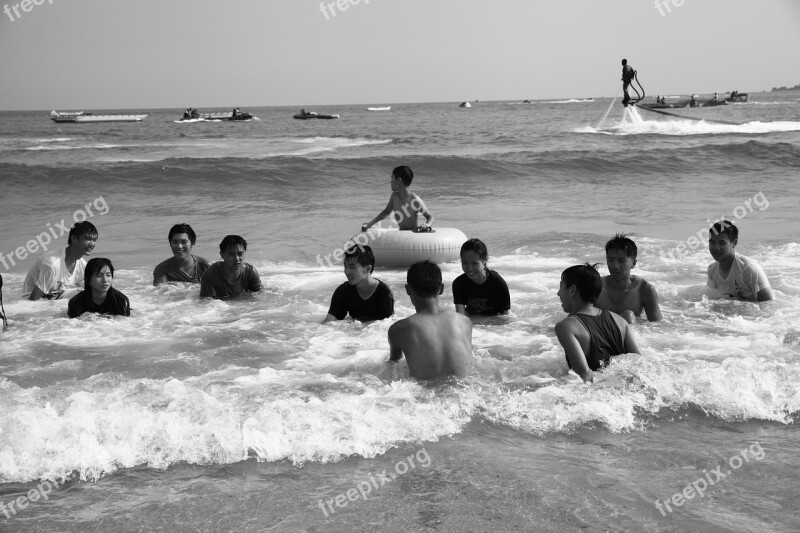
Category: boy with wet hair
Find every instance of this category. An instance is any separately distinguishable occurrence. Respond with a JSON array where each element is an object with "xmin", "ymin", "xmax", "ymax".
[
  {"xmin": 707, "ymin": 221, "xmax": 773, "ymax": 302},
  {"xmin": 555, "ymin": 263, "xmax": 641, "ymax": 382},
  {"xmin": 596, "ymin": 233, "xmax": 661, "ymax": 323},
  {"xmin": 362, "ymin": 165, "xmax": 435, "ymax": 232},
  {"xmin": 22, "ymin": 221, "xmax": 98, "ymax": 300},
  {"xmin": 388, "ymin": 260, "xmax": 472, "ymax": 379},
  {"xmin": 324, "ymin": 245, "xmax": 394, "ymax": 322},
  {"xmin": 199, "ymin": 235, "xmax": 262, "ymax": 299},
  {"xmin": 153, "ymin": 223, "xmax": 211, "ymax": 285}
]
